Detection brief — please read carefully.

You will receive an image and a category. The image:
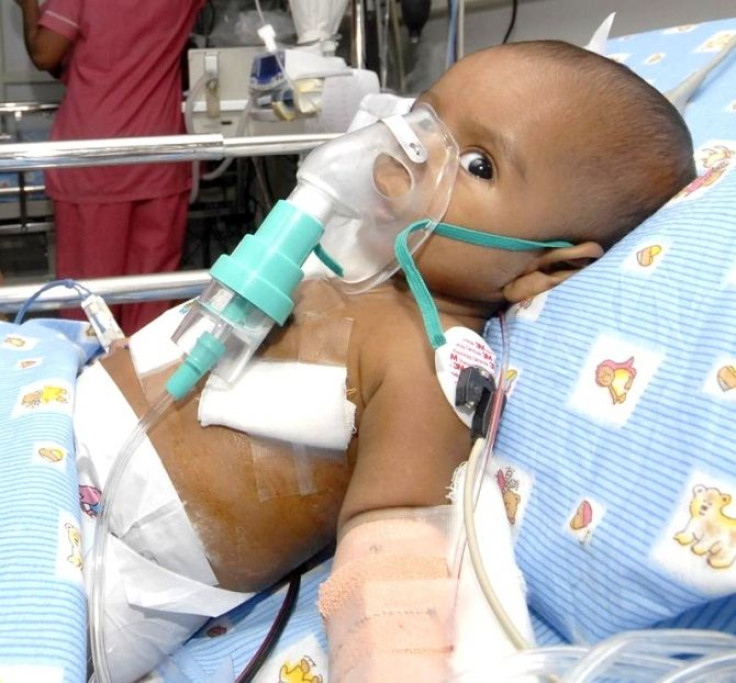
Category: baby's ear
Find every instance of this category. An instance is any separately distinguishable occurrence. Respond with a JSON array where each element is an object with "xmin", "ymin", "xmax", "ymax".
[{"xmin": 502, "ymin": 241, "xmax": 604, "ymax": 303}]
